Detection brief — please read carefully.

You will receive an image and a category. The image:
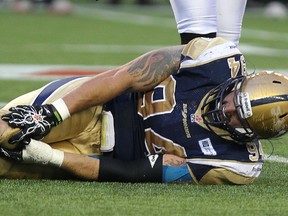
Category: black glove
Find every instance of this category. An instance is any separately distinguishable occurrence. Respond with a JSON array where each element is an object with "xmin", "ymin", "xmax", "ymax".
[
  {"xmin": 1, "ymin": 104, "xmax": 63, "ymax": 145},
  {"xmin": 0, "ymin": 146, "xmax": 23, "ymax": 161}
]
